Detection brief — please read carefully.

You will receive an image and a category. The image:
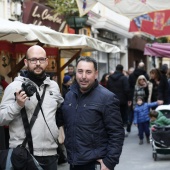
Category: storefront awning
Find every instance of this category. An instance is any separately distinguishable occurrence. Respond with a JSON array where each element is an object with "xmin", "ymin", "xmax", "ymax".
[
  {"xmin": 0, "ymin": 18, "xmax": 120, "ymax": 85},
  {"xmin": 144, "ymin": 43, "xmax": 170, "ymax": 58},
  {"xmin": 0, "ymin": 18, "xmax": 120, "ymax": 54}
]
